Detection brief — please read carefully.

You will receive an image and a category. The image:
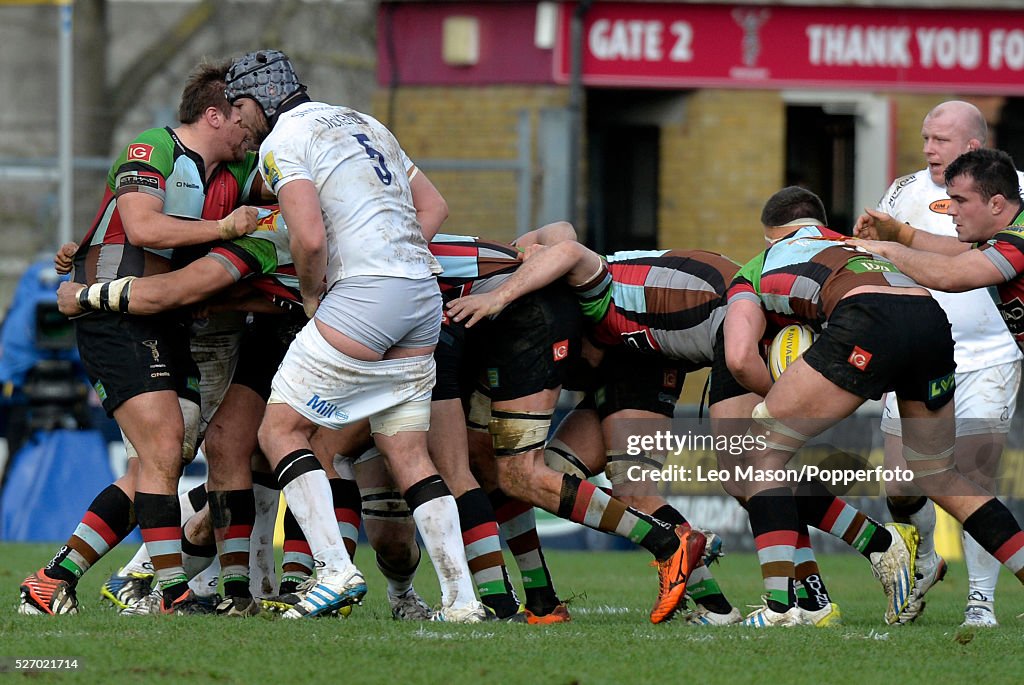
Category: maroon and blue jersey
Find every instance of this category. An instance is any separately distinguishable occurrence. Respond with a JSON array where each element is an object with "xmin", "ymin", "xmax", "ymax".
[
  {"xmin": 574, "ymin": 249, "xmax": 739, "ymax": 368},
  {"xmin": 73, "ymin": 127, "xmax": 260, "ymax": 285},
  {"xmin": 728, "ymin": 225, "xmax": 918, "ymax": 331},
  {"xmin": 976, "ymin": 208, "xmax": 1024, "ymax": 348}
]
